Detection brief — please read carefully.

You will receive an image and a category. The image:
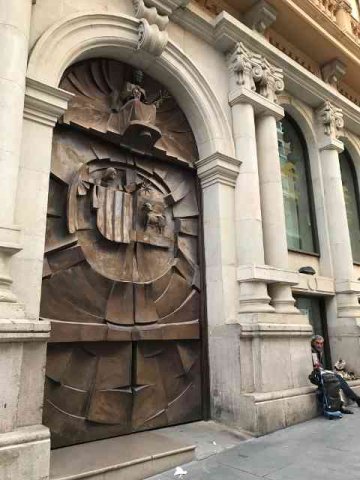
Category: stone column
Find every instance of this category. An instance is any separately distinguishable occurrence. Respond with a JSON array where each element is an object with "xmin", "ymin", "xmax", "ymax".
[
  {"xmin": 227, "ymin": 43, "xmax": 273, "ymax": 314},
  {"xmin": 316, "ymin": 101, "xmax": 360, "ymax": 318},
  {"xmin": 0, "ymin": 0, "xmax": 33, "ymax": 313},
  {"xmin": 253, "ymin": 60, "xmax": 298, "ymax": 314}
]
